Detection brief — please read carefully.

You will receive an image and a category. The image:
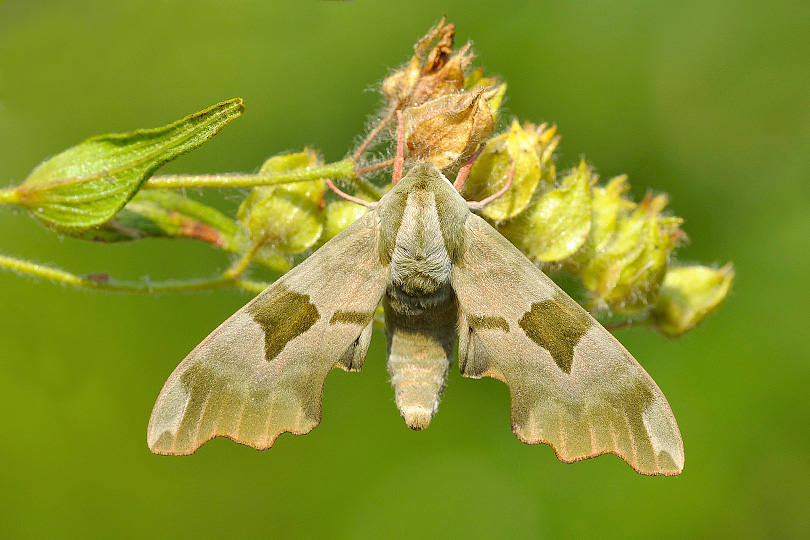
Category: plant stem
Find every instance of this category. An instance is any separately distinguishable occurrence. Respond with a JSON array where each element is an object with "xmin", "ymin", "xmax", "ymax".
[
  {"xmin": 143, "ymin": 159, "xmax": 356, "ymax": 190},
  {"xmin": 223, "ymin": 241, "xmax": 265, "ymax": 280},
  {"xmin": 0, "ymin": 254, "xmax": 269, "ymax": 295},
  {"xmin": 355, "ymin": 158, "xmax": 395, "ymax": 177},
  {"xmin": 143, "ymin": 158, "xmax": 383, "ymax": 200},
  {"xmin": 352, "ymin": 105, "xmax": 399, "ymax": 161}
]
